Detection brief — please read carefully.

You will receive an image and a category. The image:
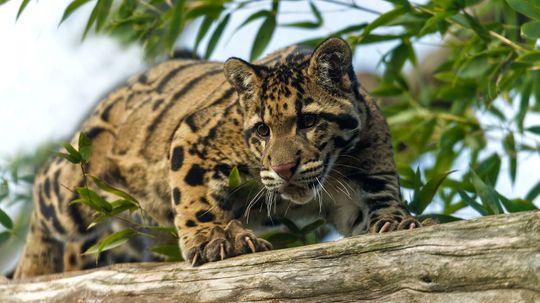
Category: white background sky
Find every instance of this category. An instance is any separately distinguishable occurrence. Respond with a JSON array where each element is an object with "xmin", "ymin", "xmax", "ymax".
[{"xmin": 0, "ymin": 0, "xmax": 538, "ymax": 213}]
